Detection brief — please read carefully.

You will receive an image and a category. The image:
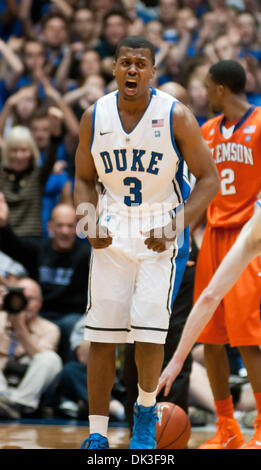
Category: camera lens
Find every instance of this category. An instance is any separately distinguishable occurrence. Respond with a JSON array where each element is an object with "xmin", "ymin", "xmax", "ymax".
[{"xmin": 2, "ymin": 288, "xmax": 28, "ymax": 314}]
